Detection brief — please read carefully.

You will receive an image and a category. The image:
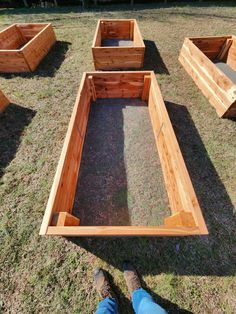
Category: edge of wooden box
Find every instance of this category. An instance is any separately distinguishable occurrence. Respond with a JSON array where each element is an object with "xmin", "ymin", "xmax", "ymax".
[
  {"xmin": 91, "ymin": 19, "xmax": 145, "ymax": 48},
  {"xmin": 91, "ymin": 20, "xmax": 145, "ymax": 70},
  {"xmin": 0, "ymin": 23, "xmax": 56, "ymax": 72},
  {"xmin": 39, "ymin": 71, "xmax": 208, "ymax": 237},
  {"xmin": 179, "ymin": 35, "xmax": 236, "ymax": 118}
]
